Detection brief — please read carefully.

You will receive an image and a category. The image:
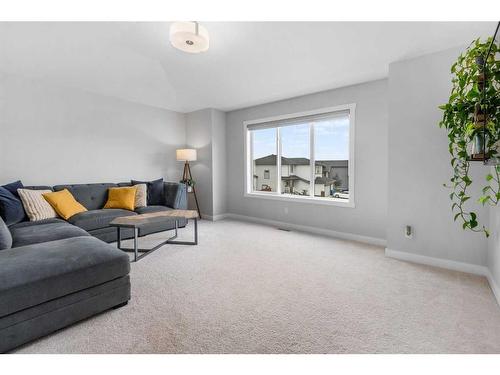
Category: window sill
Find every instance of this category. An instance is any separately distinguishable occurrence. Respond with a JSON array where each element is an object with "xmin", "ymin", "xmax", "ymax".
[{"xmin": 244, "ymin": 192, "xmax": 355, "ymax": 208}]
